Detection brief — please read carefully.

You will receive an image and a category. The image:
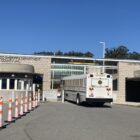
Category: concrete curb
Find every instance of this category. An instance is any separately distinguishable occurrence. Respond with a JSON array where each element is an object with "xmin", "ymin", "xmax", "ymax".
[{"xmin": 113, "ymin": 102, "xmax": 140, "ymax": 108}]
